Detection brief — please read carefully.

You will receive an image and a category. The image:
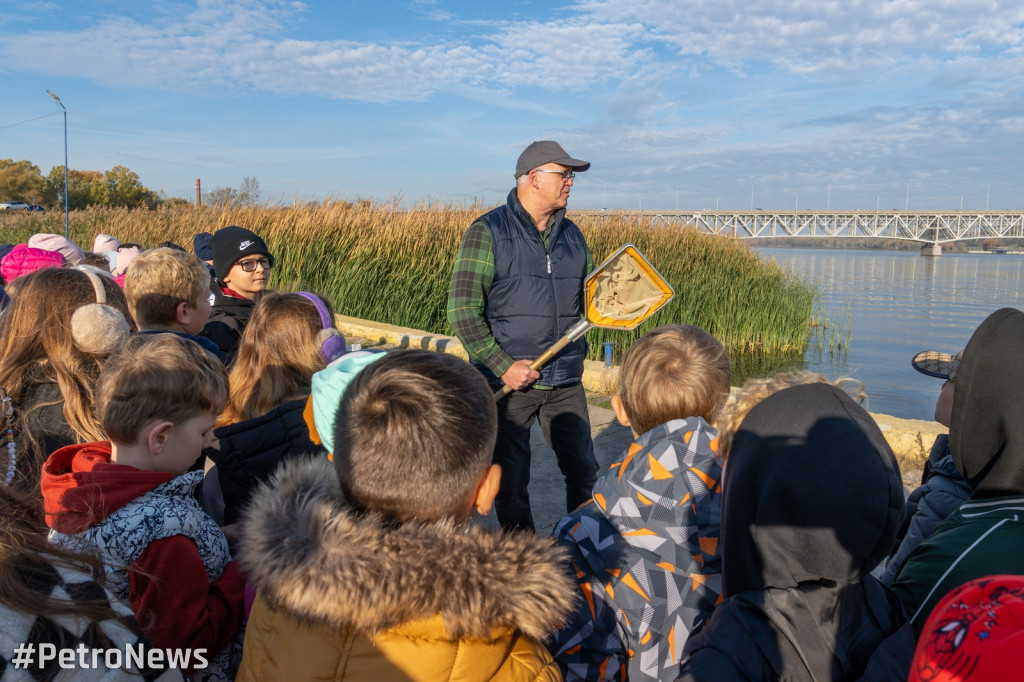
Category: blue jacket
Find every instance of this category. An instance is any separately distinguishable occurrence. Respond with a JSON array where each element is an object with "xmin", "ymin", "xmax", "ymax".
[
  {"xmin": 476, "ymin": 190, "xmax": 589, "ymax": 387},
  {"xmin": 881, "ymin": 434, "xmax": 970, "ymax": 585}
]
